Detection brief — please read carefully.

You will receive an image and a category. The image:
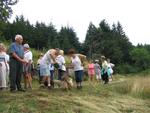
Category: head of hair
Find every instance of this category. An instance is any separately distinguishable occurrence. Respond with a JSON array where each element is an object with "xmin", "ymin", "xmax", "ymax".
[
  {"xmin": 23, "ymin": 43, "xmax": 30, "ymax": 49},
  {"xmin": 59, "ymin": 50, "xmax": 64, "ymax": 55},
  {"xmin": 68, "ymin": 48, "xmax": 76, "ymax": 55},
  {"xmin": 15, "ymin": 34, "xmax": 23, "ymax": 41},
  {"xmin": 101, "ymin": 56, "xmax": 106, "ymax": 60},
  {"xmin": 54, "ymin": 48, "xmax": 60, "ymax": 56},
  {"xmin": 0, "ymin": 43, "xmax": 5, "ymax": 51}
]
